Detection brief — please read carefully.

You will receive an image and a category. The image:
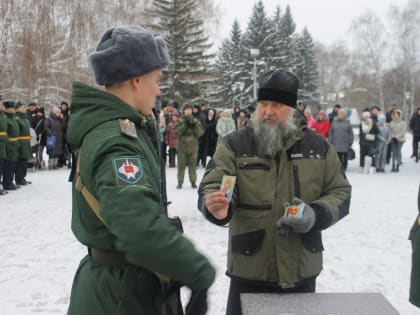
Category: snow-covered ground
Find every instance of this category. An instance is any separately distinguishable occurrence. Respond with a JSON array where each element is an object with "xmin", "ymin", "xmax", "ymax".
[{"xmin": 0, "ymin": 135, "xmax": 419, "ymax": 315}]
